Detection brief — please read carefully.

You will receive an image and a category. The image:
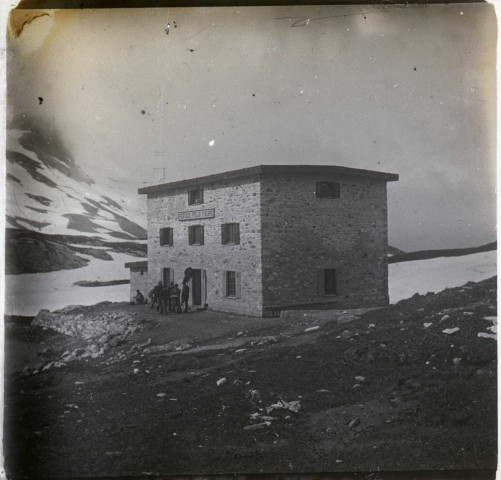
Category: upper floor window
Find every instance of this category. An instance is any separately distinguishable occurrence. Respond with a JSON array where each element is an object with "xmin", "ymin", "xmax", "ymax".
[
  {"xmin": 188, "ymin": 188, "xmax": 204, "ymax": 205},
  {"xmin": 188, "ymin": 225, "xmax": 204, "ymax": 245},
  {"xmin": 316, "ymin": 181, "xmax": 340, "ymax": 198},
  {"xmin": 159, "ymin": 227, "xmax": 173, "ymax": 246},
  {"xmin": 221, "ymin": 223, "xmax": 240, "ymax": 245}
]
